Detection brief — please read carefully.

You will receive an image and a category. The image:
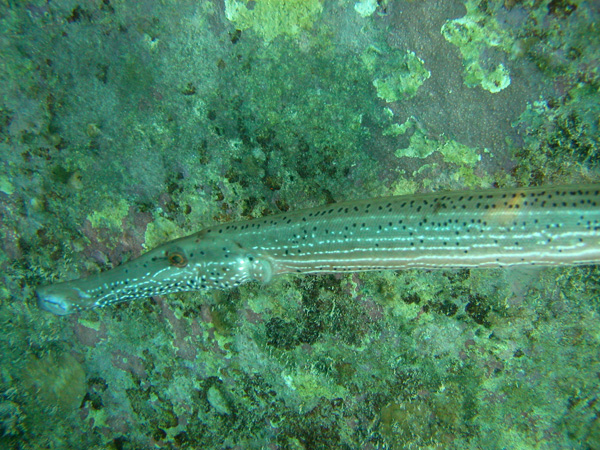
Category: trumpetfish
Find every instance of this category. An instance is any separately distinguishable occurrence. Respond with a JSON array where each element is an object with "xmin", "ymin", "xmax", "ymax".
[{"xmin": 36, "ymin": 184, "xmax": 600, "ymax": 315}]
